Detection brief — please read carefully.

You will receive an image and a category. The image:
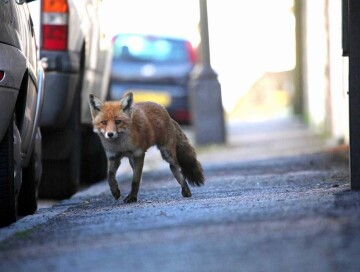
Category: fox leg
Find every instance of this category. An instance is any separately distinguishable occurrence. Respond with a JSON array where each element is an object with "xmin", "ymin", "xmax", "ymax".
[
  {"xmin": 108, "ymin": 157, "xmax": 121, "ymax": 200},
  {"xmin": 170, "ymin": 165, "xmax": 192, "ymax": 197},
  {"xmin": 124, "ymin": 154, "xmax": 145, "ymax": 203},
  {"xmin": 159, "ymin": 147, "xmax": 192, "ymax": 197}
]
